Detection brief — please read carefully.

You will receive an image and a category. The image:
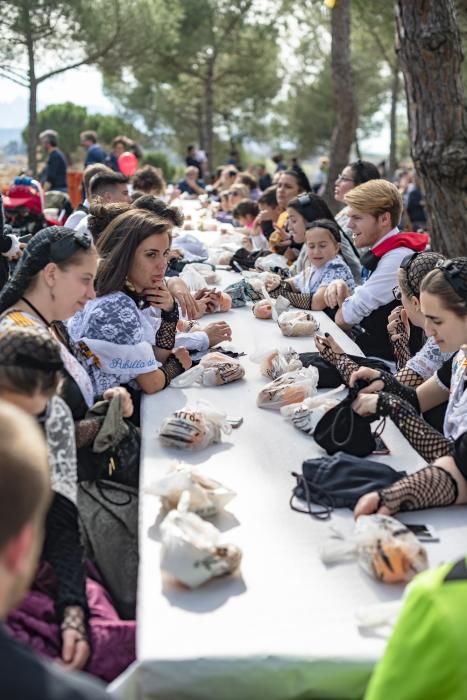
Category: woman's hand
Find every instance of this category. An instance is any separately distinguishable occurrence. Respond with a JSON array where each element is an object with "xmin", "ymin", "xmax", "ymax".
[
  {"xmin": 324, "ymin": 280, "xmax": 350, "ymax": 309},
  {"xmin": 351, "ymin": 392, "xmax": 379, "ymax": 416},
  {"xmin": 387, "ymin": 305, "xmax": 410, "ymax": 343},
  {"xmin": 173, "ymin": 346, "xmax": 192, "ymax": 370},
  {"xmin": 353, "ymin": 492, "xmax": 390, "ymax": 518},
  {"xmin": 349, "ymin": 366, "xmax": 384, "ymax": 393},
  {"xmin": 203, "ymin": 321, "xmax": 232, "ymax": 347},
  {"xmin": 315, "ymin": 332, "xmax": 344, "ymax": 356},
  {"xmin": 172, "ymin": 288, "xmax": 199, "ymax": 320},
  {"xmin": 143, "ymin": 282, "xmax": 175, "ymax": 312},
  {"xmin": 103, "ymin": 387, "xmax": 134, "ymax": 417},
  {"xmin": 193, "ymin": 288, "xmax": 219, "ymax": 316},
  {"xmin": 58, "ymin": 606, "xmax": 90, "ymax": 672}
]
